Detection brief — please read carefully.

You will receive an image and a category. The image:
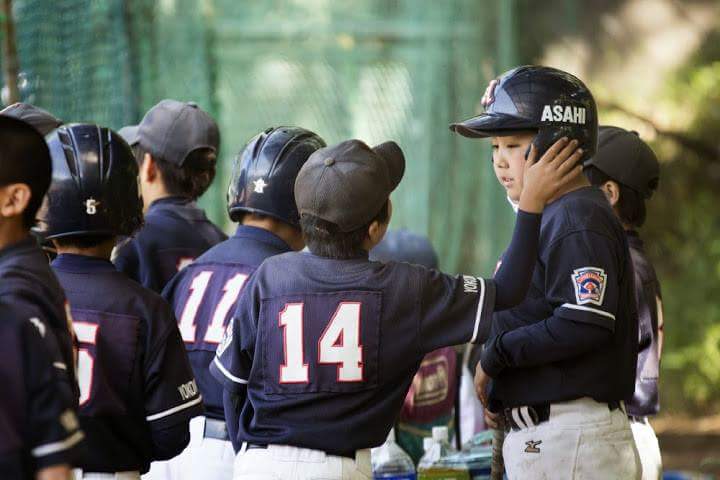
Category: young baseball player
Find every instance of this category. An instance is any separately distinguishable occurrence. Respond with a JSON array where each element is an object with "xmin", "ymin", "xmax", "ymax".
[
  {"xmin": 369, "ymin": 229, "xmax": 459, "ymax": 462},
  {"xmin": 114, "ymin": 99, "xmax": 227, "ymax": 293},
  {"xmin": 586, "ymin": 126, "xmax": 663, "ymax": 480},
  {"xmin": 37, "ymin": 124, "xmax": 203, "ymax": 479},
  {"xmin": 0, "ymin": 302, "xmax": 84, "ymax": 480},
  {"xmin": 451, "ymin": 66, "xmax": 641, "ymax": 479},
  {"xmin": 0, "ymin": 115, "xmax": 78, "ymax": 405},
  {"xmin": 159, "ymin": 126, "xmax": 325, "ymax": 480},
  {"xmin": 211, "ymin": 135, "xmax": 582, "ymax": 479}
]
